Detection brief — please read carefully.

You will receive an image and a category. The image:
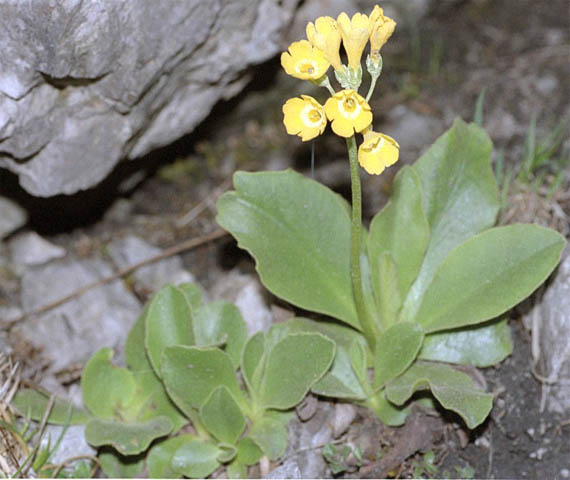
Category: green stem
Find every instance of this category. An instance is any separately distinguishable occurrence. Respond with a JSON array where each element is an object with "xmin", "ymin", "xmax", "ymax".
[
  {"xmin": 365, "ymin": 75, "xmax": 378, "ymax": 103},
  {"xmin": 346, "ymin": 136, "xmax": 377, "ymax": 350}
]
